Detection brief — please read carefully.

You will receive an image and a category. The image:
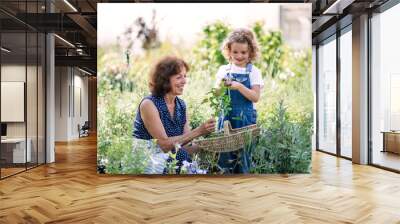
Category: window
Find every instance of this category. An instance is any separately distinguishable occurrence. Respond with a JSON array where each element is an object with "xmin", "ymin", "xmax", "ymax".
[
  {"xmin": 340, "ymin": 28, "xmax": 352, "ymax": 158},
  {"xmin": 371, "ymin": 3, "xmax": 400, "ymax": 171},
  {"xmin": 318, "ymin": 36, "xmax": 337, "ymax": 154}
]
